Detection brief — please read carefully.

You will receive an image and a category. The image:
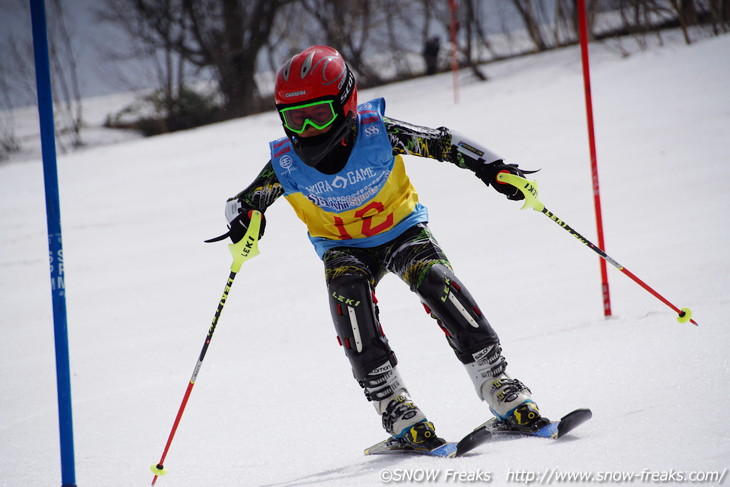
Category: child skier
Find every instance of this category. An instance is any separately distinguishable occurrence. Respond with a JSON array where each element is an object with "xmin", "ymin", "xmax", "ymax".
[{"xmin": 217, "ymin": 45, "xmax": 545, "ymax": 451}]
